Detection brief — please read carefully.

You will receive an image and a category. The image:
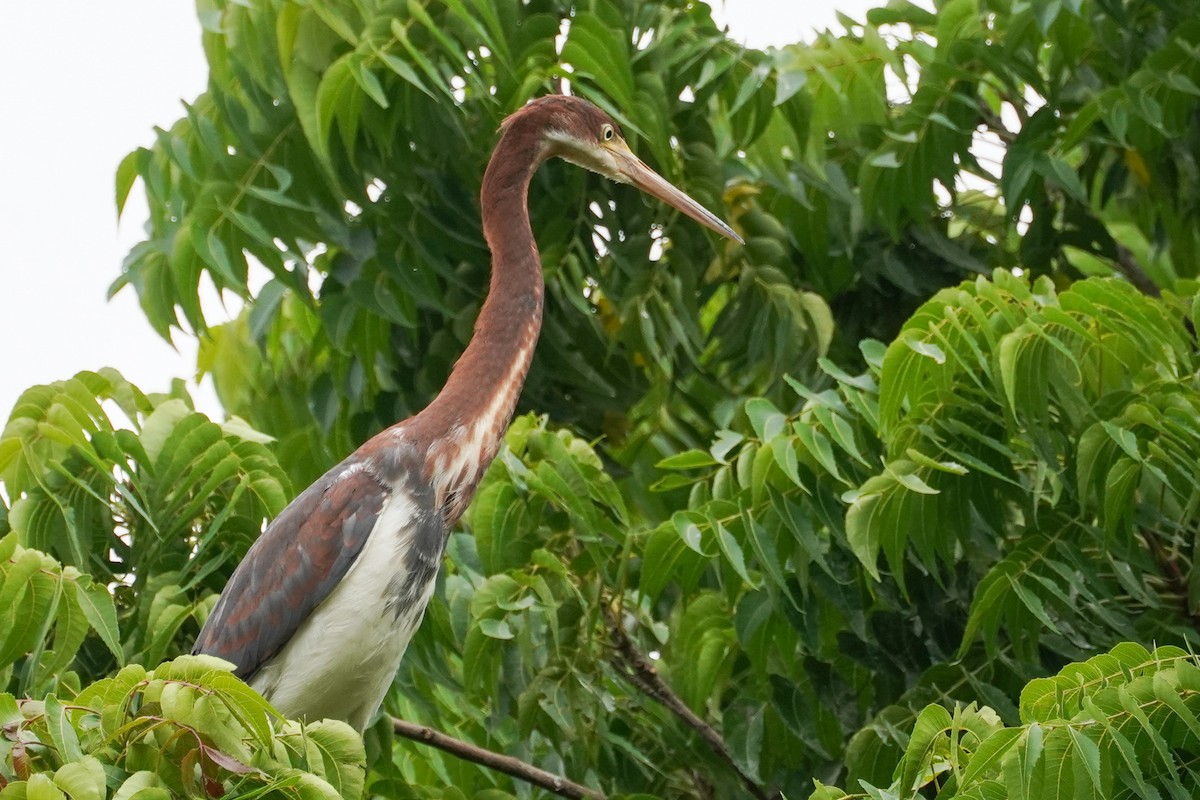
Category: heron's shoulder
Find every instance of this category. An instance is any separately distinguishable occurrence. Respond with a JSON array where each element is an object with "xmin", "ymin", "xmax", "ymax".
[
  {"xmin": 353, "ymin": 429, "xmax": 436, "ymax": 503},
  {"xmin": 302, "ymin": 429, "xmax": 423, "ymax": 491},
  {"xmin": 271, "ymin": 431, "xmax": 437, "ymax": 543}
]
